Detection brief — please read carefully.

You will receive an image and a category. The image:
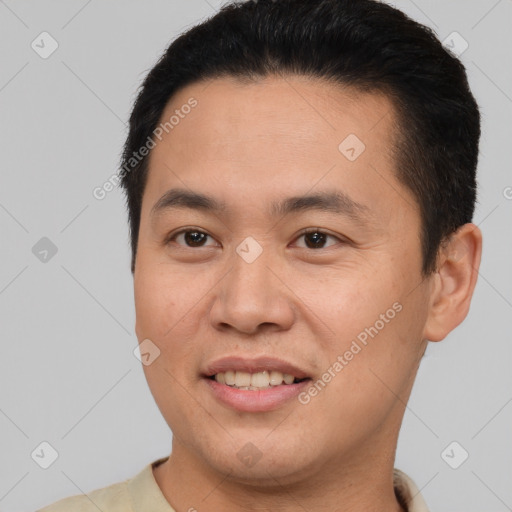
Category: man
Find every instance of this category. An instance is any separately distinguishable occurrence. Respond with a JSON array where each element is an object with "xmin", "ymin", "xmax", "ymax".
[{"xmin": 38, "ymin": 0, "xmax": 482, "ymax": 510}]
